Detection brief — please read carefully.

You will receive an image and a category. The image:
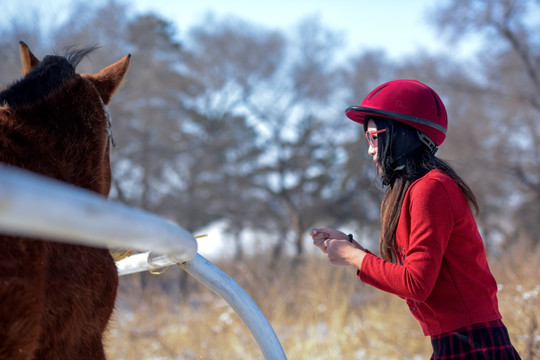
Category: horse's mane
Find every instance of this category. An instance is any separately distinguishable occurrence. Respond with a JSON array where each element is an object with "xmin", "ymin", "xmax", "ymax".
[{"xmin": 0, "ymin": 45, "xmax": 99, "ymax": 108}]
